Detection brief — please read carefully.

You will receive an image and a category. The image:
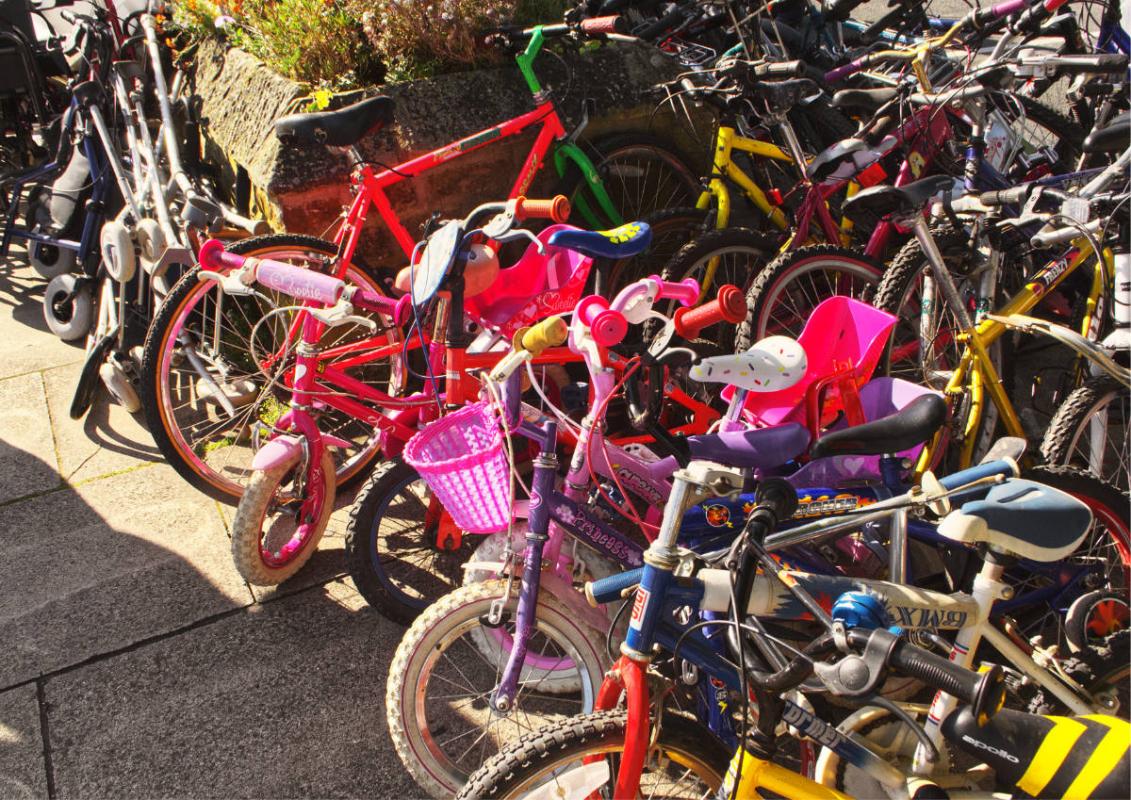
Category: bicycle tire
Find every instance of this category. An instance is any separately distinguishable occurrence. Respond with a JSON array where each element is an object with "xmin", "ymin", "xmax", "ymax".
[
  {"xmin": 230, "ymin": 447, "xmax": 336, "ymax": 585},
  {"xmin": 140, "ymin": 233, "xmax": 399, "ymax": 503},
  {"xmin": 997, "ymin": 92, "xmax": 1086, "ymax": 179},
  {"xmin": 1026, "ymin": 629, "xmax": 1129, "ymax": 716},
  {"xmin": 386, "ymin": 578, "xmax": 607, "ymax": 797},
  {"xmin": 555, "ymin": 133, "xmax": 700, "ymax": 230},
  {"xmin": 456, "ymin": 709, "xmax": 731, "ymax": 799},
  {"xmin": 735, "ymin": 244, "xmax": 883, "ymax": 352},
  {"xmin": 1040, "ymin": 376, "xmax": 1129, "ymax": 492},
  {"xmin": 344, "ymin": 458, "xmax": 475, "ymax": 625}
]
